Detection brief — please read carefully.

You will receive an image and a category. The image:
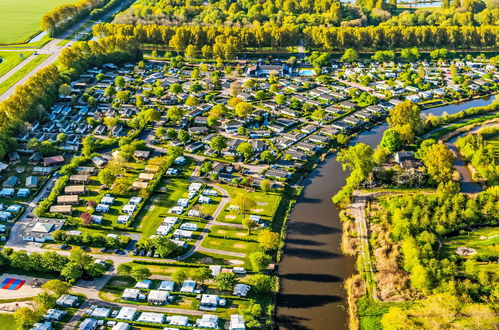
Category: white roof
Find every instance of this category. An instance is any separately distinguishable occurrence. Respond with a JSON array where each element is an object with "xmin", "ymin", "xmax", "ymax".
[
  {"xmin": 91, "ymin": 307, "xmax": 111, "ymax": 318},
  {"xmin": 163, "ymin": 217, "xmax": 178, "ymax": 225},
  {"xmin": 112, "ymin": 322, "xmax": 130, "ymax": 330},
  {"xmin": 116, "ymin": 307, "xmax": 136, "ymax": 321},
  {"xmin": 169, "ymin": 315, "xmax": 188, "ymax": 326},
  {"xmin": 158, "ymin": 281, "xmax": 175, "ymax": 291},
  {"xmin": 135, "ymin": 280, "xmax": 151, "ymax": 289},
  {"xmin": 148, "ymin": 290, "xmax": 169, "ymax": 301},
  {"xmin": 32, "ymin": 223, "xmax": 53, "ymax": 233},
  {"xmin": 197, "ymin": 314, "xmax": 218, "ymax": 328},
  {"xmin": 229, "ymin": 314, "xmax": 245, "ymax": 330},
  {"xmin": 137, "ymin": 312, "xmax": 165, "ymax": 324},
  {"xmin": 201, "ymin": 294, "xmax": 219, "ymax": 305},
  {"xmin": 122, "ymin": 288, "xmax": 140, "ymax": 299},
  {"xmin": 156, "ymin": 225, "xmax": 172, "ymax": 235}
]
